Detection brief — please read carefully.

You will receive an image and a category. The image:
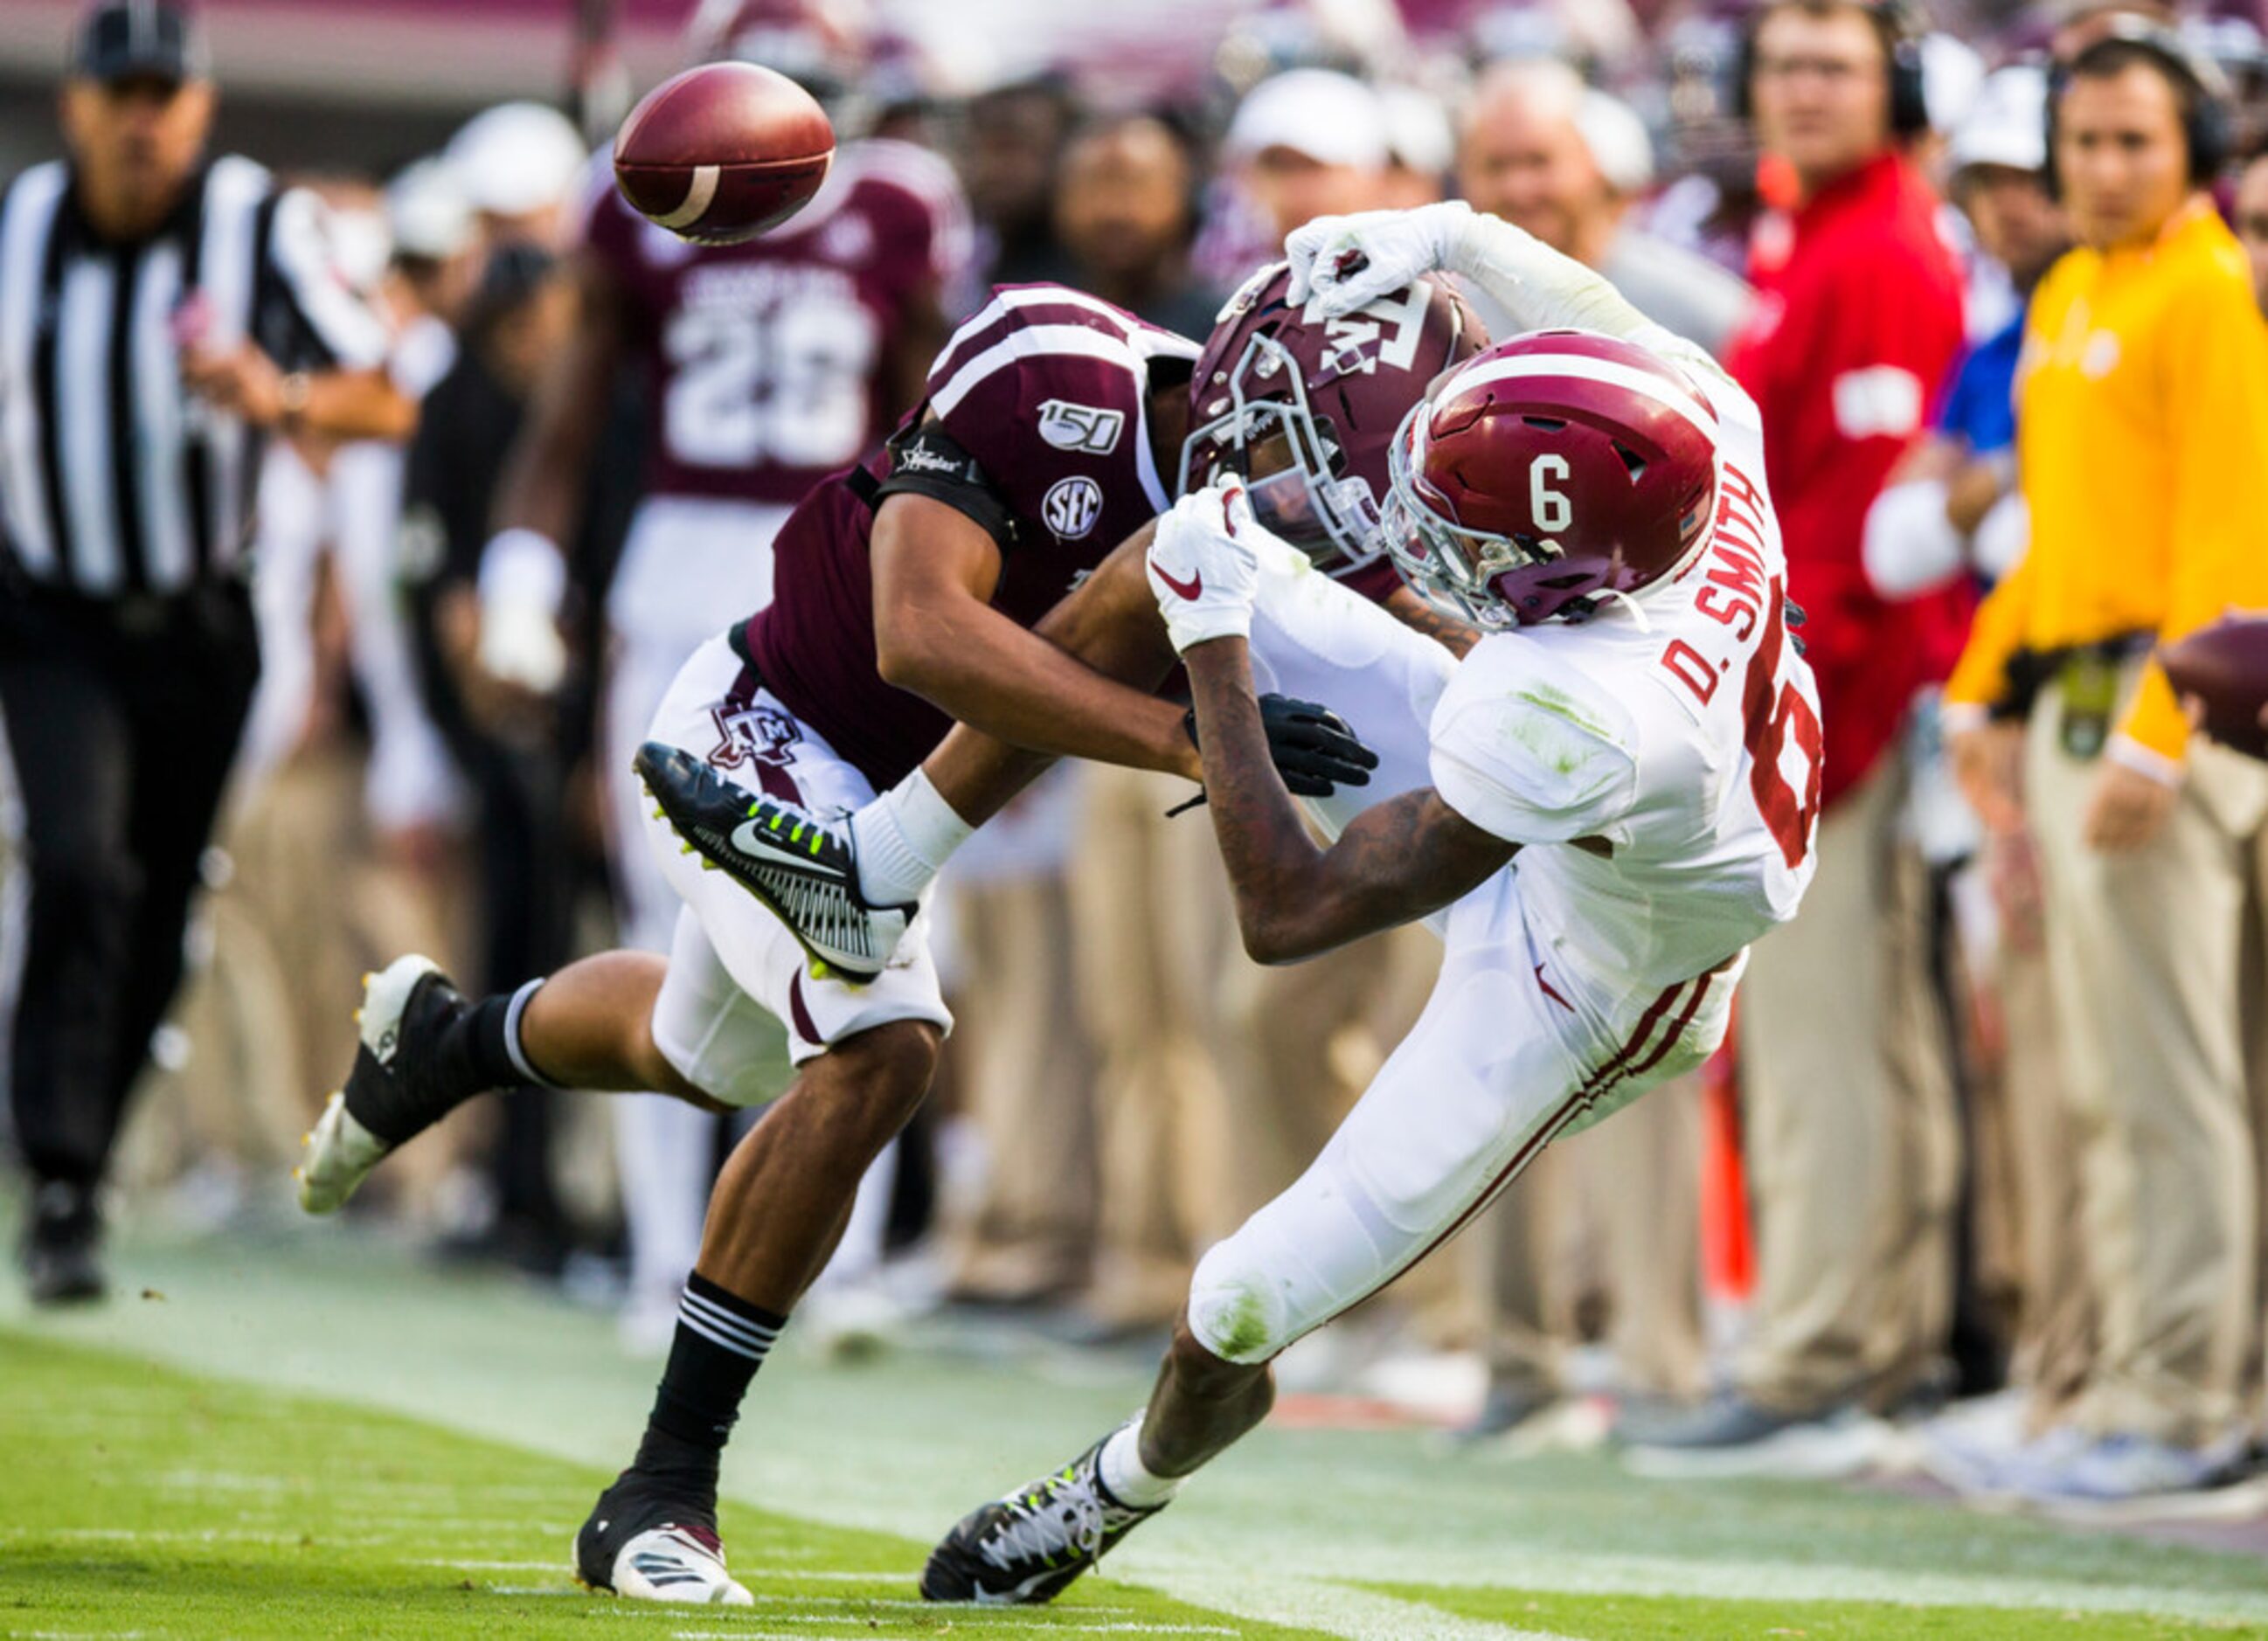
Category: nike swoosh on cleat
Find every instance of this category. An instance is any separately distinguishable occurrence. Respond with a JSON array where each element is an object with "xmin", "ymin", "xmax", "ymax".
[
  {"xmin": 1155, "ymin": 564, "xmax": 1203, "ymax": 600},
  {"xmin": 728, "ymin": 821, "xmax": 845, "ymax": 874}
]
